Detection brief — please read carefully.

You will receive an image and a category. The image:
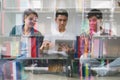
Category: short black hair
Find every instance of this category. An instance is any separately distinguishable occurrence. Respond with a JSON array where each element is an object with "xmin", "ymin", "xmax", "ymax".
[
  {"xmin": 55, "ymin": 9, "xmax": 68, "ymax": 18},
  {"xmin": 87, "ymin": 9, "xmax": 102, "ymax": 19},
  {"xmin": 23, "ymin": 8, "xmax": 38, "ymax": 23}
]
